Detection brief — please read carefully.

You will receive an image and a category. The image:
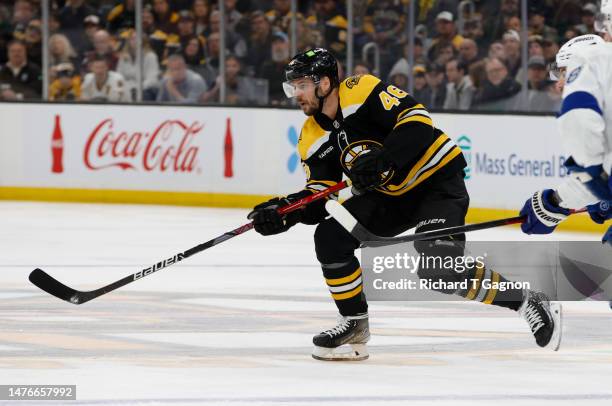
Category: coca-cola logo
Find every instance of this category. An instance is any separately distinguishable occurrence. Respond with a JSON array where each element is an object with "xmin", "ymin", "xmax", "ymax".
[{"xmin": 84, "ymin": 118, "xmax": 203, "ymax": 172}]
